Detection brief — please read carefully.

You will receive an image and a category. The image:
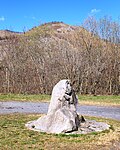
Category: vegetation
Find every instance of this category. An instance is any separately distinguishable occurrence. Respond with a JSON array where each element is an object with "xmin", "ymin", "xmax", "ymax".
[
  {"xmin": 0, "ymin": 16, "xmax": 120, "ymax": 95},
  {"xmin": 0, "ymin": 114, "xmax": 119, "ymax": 150},
  {"xmin": 78, "ymin": 95, "xmax": 120, "ymax": 106},
  {"xmin": 0, "ymin": 94, "xmax": 120, "ymax": 106},
  {"xmin": 0, "ymin": 94, "xmax": 50, "ymax": 102}
]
